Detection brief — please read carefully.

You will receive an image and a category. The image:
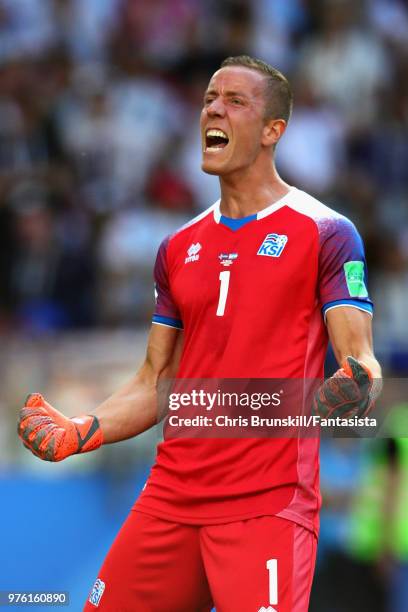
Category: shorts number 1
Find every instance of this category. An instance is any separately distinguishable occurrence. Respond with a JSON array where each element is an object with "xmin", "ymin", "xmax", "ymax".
[
  {"xmin": 266, "ymin": 559, "xmax": 278, "ymax": 606},
  {"xmin": 216, "ymin": 271, "xmax": 230, "ymax": 316}
]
